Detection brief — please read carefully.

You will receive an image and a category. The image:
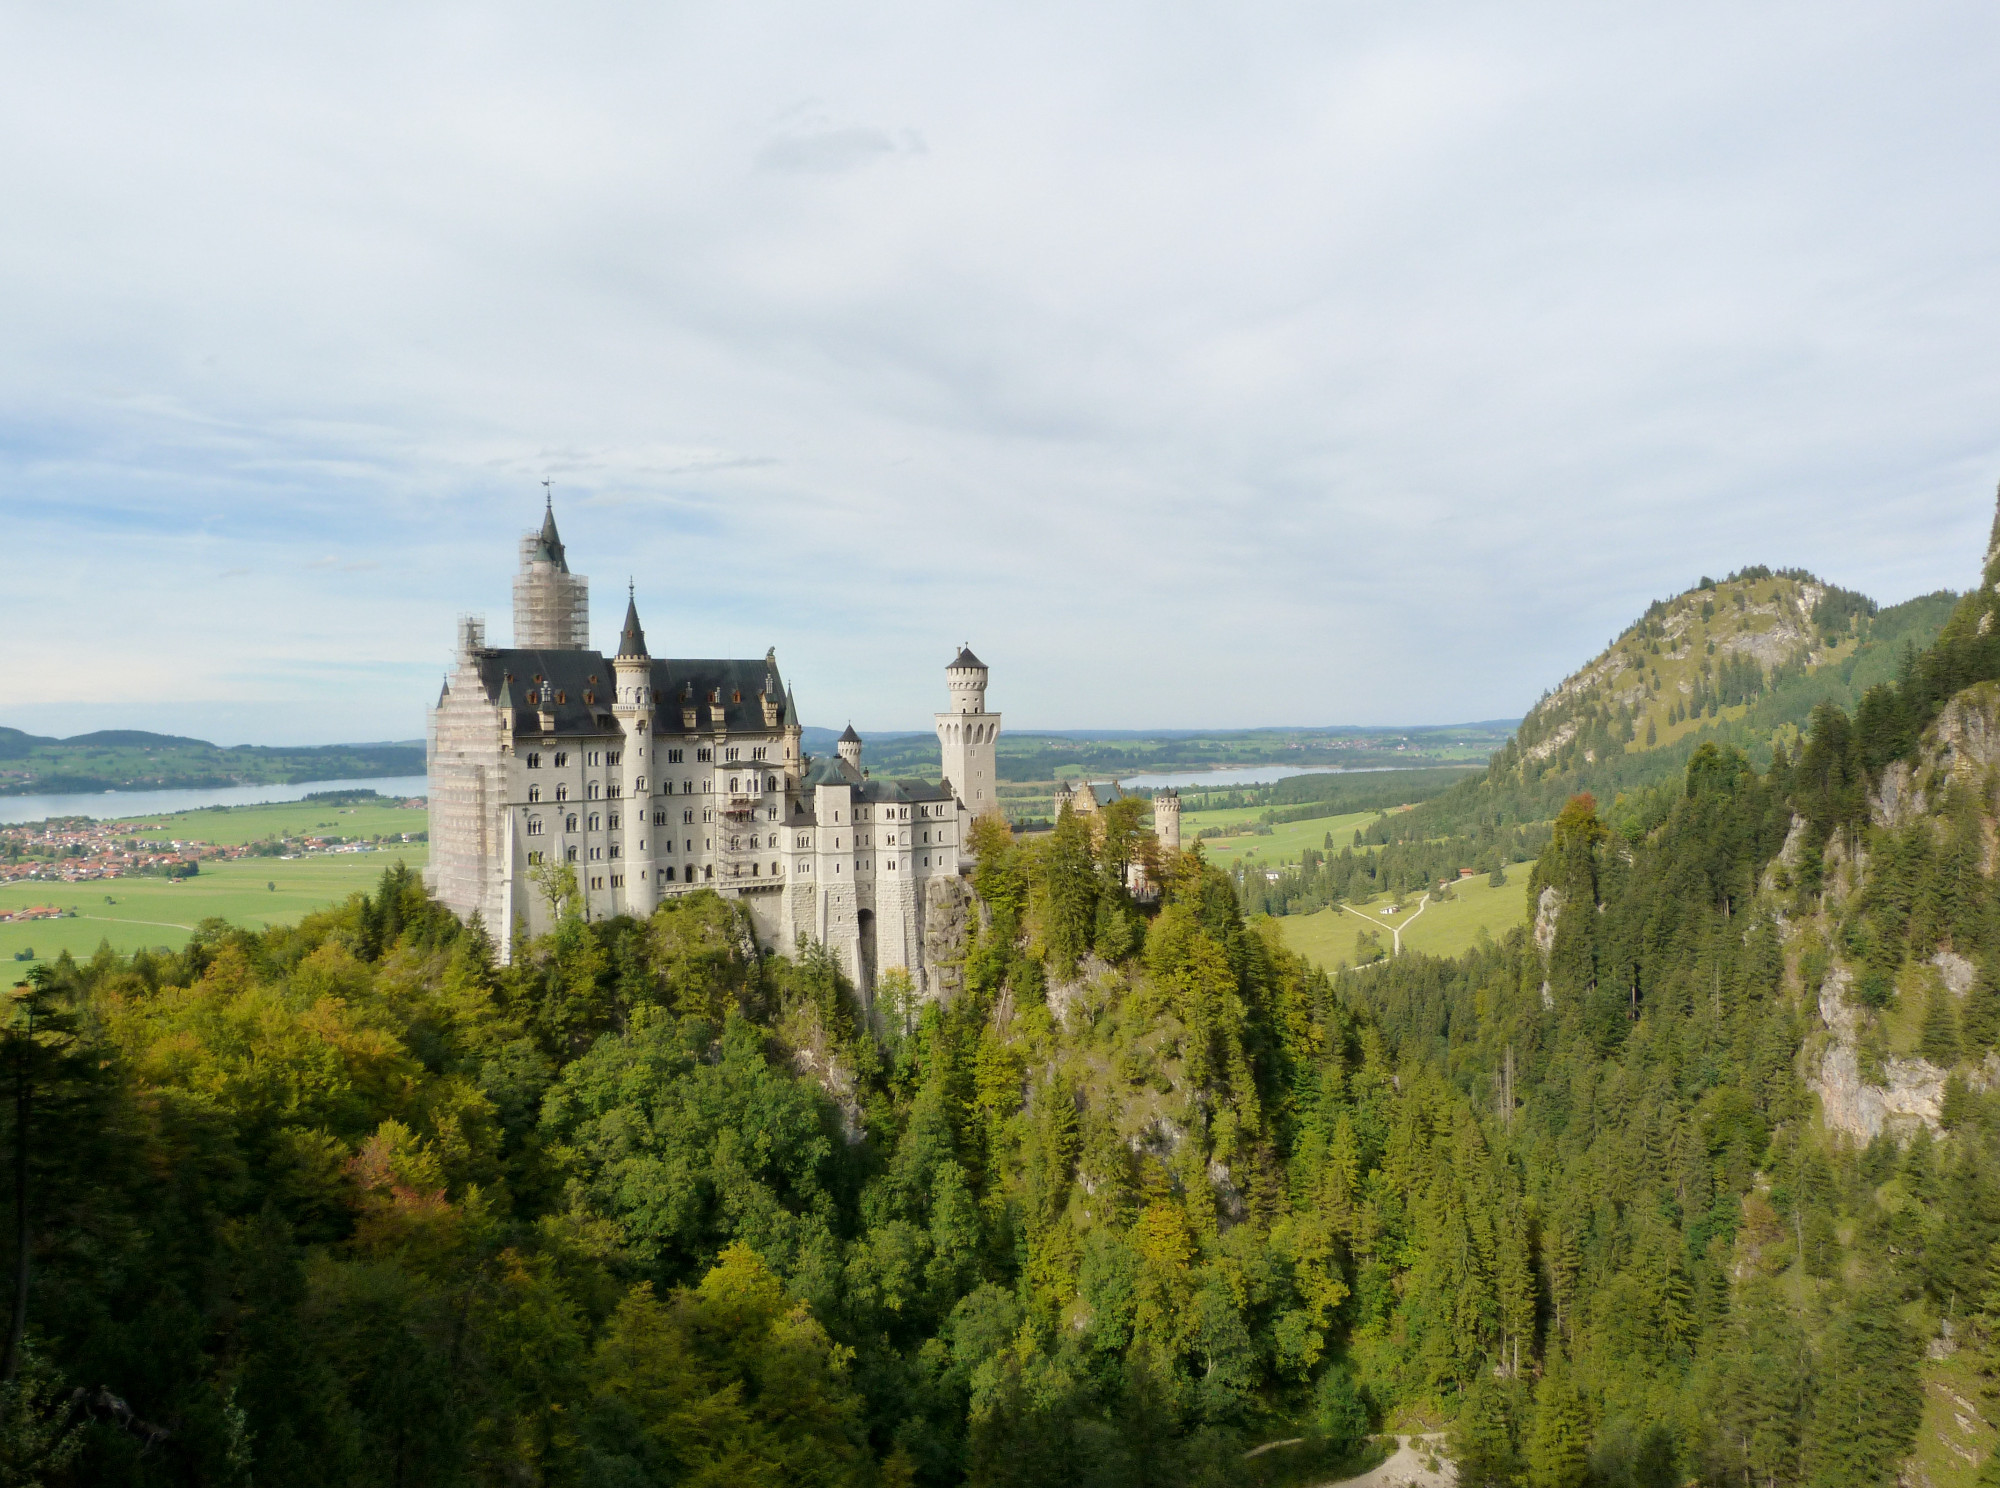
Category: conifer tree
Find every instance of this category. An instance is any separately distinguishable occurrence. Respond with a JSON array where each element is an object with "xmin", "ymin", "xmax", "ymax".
[{"xmin": 1921, "ymin": 980, "xmax": 1961, "ymax": 1067}]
